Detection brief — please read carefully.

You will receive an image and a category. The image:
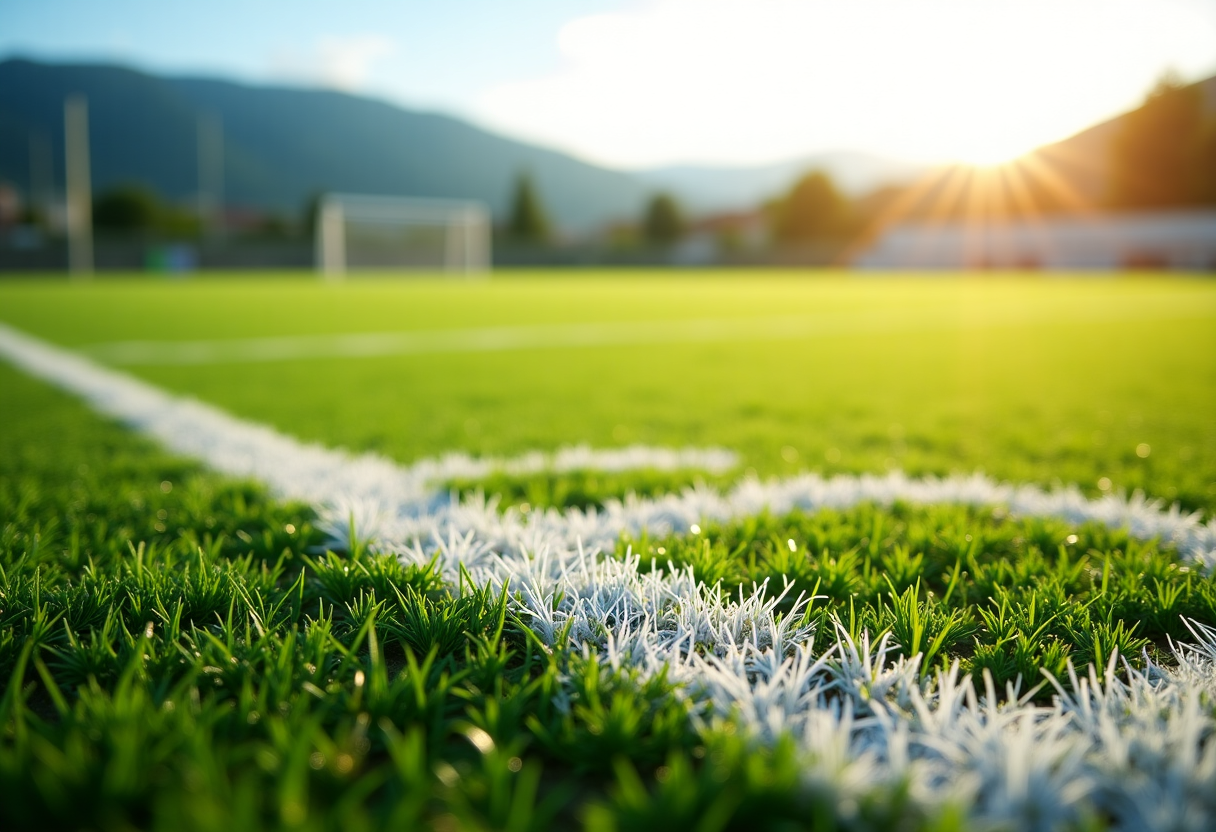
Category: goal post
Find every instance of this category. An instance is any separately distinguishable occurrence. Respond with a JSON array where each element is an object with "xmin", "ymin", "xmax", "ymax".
[{"xmin": 315, "ymin": 194, "xmax": 491, "ymax": 278}]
